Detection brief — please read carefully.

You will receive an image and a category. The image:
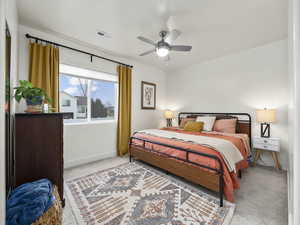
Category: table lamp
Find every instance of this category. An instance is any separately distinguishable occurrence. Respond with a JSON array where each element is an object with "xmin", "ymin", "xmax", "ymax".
[
  {"xmin": 164, "ymin": 110, "xmax": 174, "ymax": 127},
  {"xmin": 256, "ymin": 108, "xmax": 276, "ymax": 138}
]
